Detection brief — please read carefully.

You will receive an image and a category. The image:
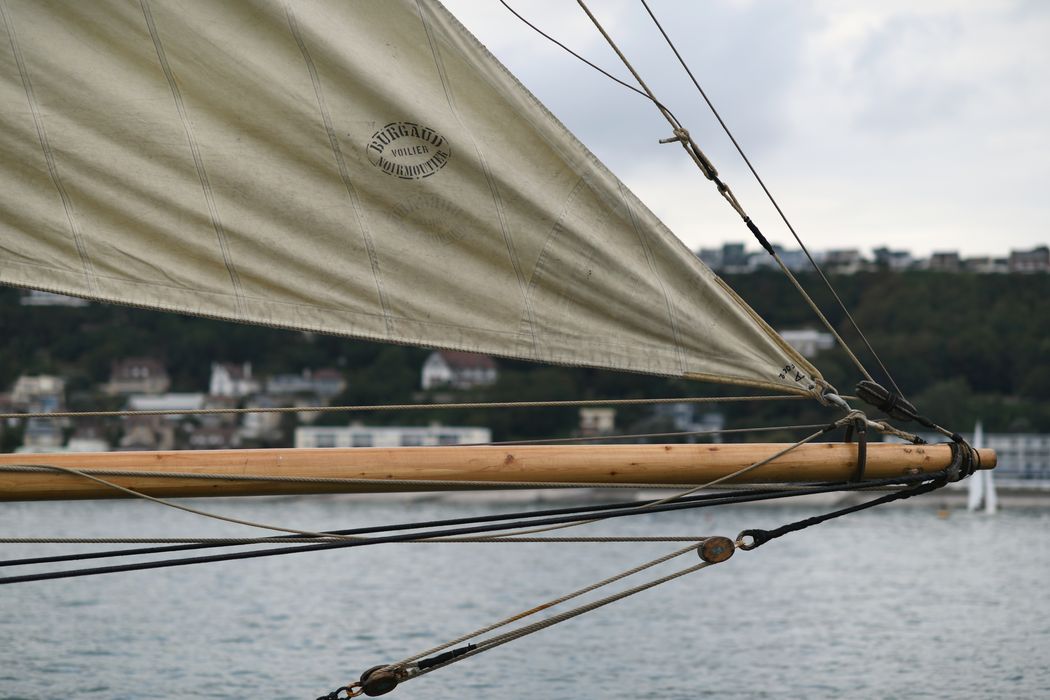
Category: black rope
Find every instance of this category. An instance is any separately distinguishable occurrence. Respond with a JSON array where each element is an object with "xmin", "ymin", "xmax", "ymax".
[
  {"xmin": 0, "ymin": 485, "xmax": 818, "ymax": 568},
  {"xmin": 0, "ymin": 475, "xmax": 935, "ymax": 584},
  {"xmin": 0, "ymin": 421, "xmax": 840, "ymax": 568},
  {"xmin": 737, "ymin": 472, "xmax": 949, "ymax": 550},
  {"xmin": 850, "ymin": 417, "xmax": 867, "ymax": 483}
]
